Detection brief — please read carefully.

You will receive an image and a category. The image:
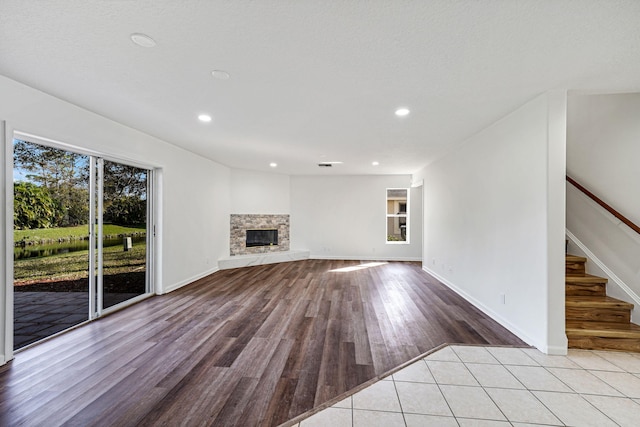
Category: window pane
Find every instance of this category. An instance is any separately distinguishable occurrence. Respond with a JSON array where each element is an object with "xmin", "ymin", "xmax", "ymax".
[
  {"xmin": 102, "ymin": 160, "xmax": 148, "ymax": 310},
  {"xmin": 387, "ymin": 216, "xmax": 407, "ymax": 242},
  {"xmin": 387, "ymin": 189, "xmax": 408, "ymax": 214}
]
